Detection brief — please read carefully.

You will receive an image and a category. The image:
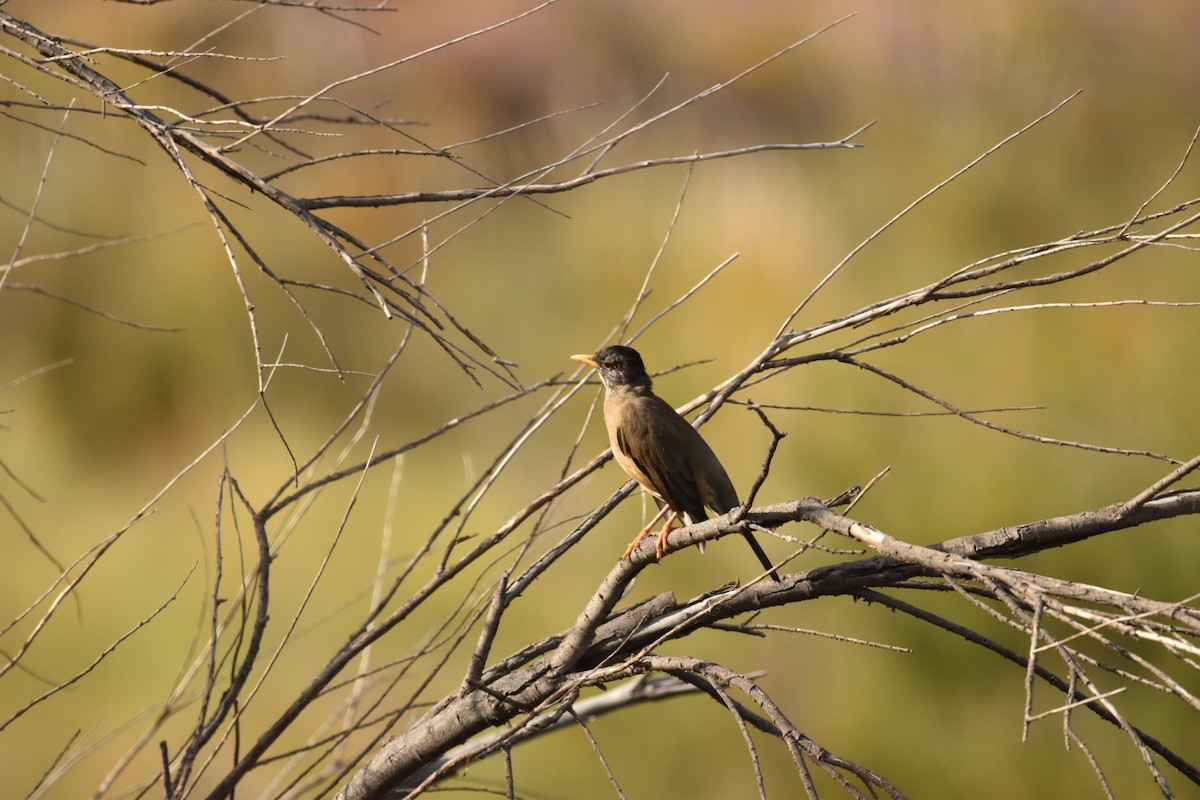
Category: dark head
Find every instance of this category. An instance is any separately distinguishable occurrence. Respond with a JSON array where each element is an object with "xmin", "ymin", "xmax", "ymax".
[{"xmin": 571, "ymin": 345, "xmax": 652, "ymax": 394}]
